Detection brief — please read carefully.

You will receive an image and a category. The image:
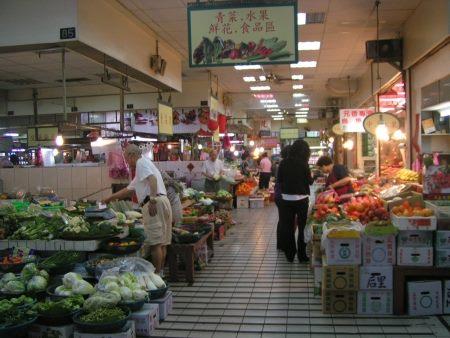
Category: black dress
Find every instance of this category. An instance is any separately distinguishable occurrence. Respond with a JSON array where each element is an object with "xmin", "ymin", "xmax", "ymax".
[{"xmin": 276, "ymin": 158, "xmax": 314, "ymax": 261}]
